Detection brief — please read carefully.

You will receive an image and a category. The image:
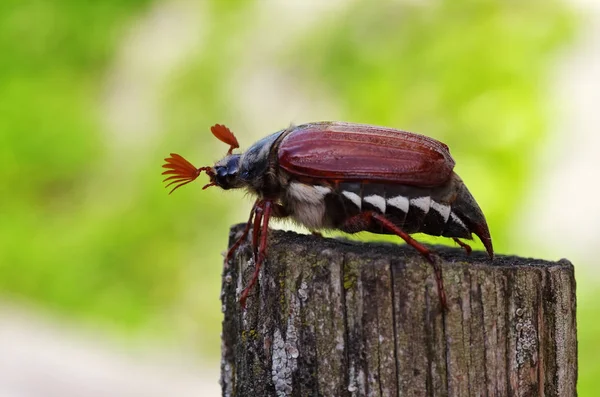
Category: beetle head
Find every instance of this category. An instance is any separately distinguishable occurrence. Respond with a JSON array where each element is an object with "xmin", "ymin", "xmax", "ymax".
[{"xmin": 162, "ymin": 124, "xmax": 243, "ymax": 194}]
